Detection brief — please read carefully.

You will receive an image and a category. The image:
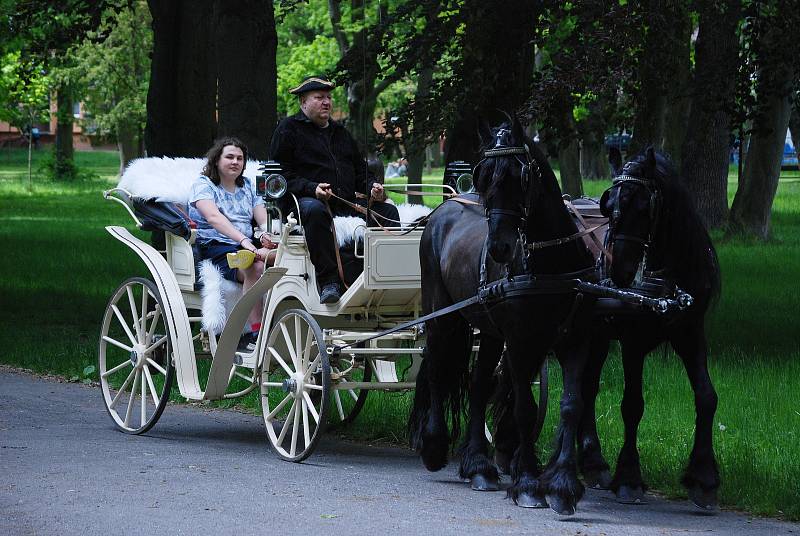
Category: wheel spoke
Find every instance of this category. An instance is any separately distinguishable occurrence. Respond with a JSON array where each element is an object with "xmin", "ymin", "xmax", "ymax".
[
  {"xmin": 140, "ymin": 287, "xmax": 150, "ymax": 343},
  {"xmin": 143, "ymin": 366, "xmax": 160, "ymax": 406},
  {"xmin": 347, "ymin": 389, "xmax": 359, "ymax": 402},
  {"xmin": 111, "ymin": 304, "xmax": 137, "ymax": 347},
  {"xmin": 333, "ymin": 390, "xmax": 345, "ymax": 420},
  {"xmin": 276, "ymin": 399, "xmax": 297, "ymax": 445},
  {"xmin": 279, "ymin": 320, "xmax": 299, "ymax": 370},
  {"xmin": 266, "ymin": 392, "xmax": 293, "ymax": 420},
  {"xmin": 146, "ymin": 306, "xmax": 162, "ymax": 341},
  {"xmin": 102, "ymin": 359, "xmax": 132, "ymax": 378},
  {"xmin": 302, "ymin": 354, "xmax": 321, "ymax": 382},
  {"xmin": 110, "ymin": 367, "xmax": 137, "ymax": 409},
  {"xmin": 290, "ymin": 400, "xmax": 300, "ymax": 456},
  {"xmin": 140, "ymin": 369, "xmax": 147, "ymax": 426},
  {"xmin": 234, "ymin": 369, "xmax": 254, "ymax": 383},
  {"xmin": 143, "ymin": 335, "xmax": 167, "ymax": 354},
  {"xmin": 302, "ymin": 391, "xmax": 320, "ymax": 423},
  {"xmin": 123, "ymin": 369, "xmax": 141, "ymax": 427},
  {"xmin": 145, "ymin": 358, "xmax": 167, "ymax": 376},
  {"xmin": 268, "ymin": 347, "xmax": 294, "ymax": 376},
  {"xmin": 301, "ymin": 398, "xmax": 311, "ymax": 447},
  {"xmin": 294, "ymin": 315, "xmax": 302, "ymax": 367},
  {"xmin": 305, "ymin": 383, "xmax": 323, "ymax": 391},
  {"xmin": 303, "ymin": 326, "xmax": 313, "ymax": 369},
  {"xmin": 126, "ymin": 285, "xmax": 144, "ymax": 344},
  {"xmin": 102, "ymin": 335, "xmax": 133, "ymax": 354}
]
